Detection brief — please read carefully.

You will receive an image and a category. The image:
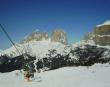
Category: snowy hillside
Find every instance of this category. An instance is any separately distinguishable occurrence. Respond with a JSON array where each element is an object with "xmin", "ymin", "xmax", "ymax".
[
  {"xmin": 1, "ymin": 39, "xmax": 110, "ymax": 73},
  {"xmin": 84, "ymin": 20, "xmax": 110, "ymax": 46},
  {"xmin": 0, "ymin": 63, "xmax": 110, "ymax": 87},
  {"xmin": 72, "ymin": 40, "xmax": 95, "ymax": 48},
  {"xmin": 2, "ymin": 39, "xmax": 70, "ymax": 58}
]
